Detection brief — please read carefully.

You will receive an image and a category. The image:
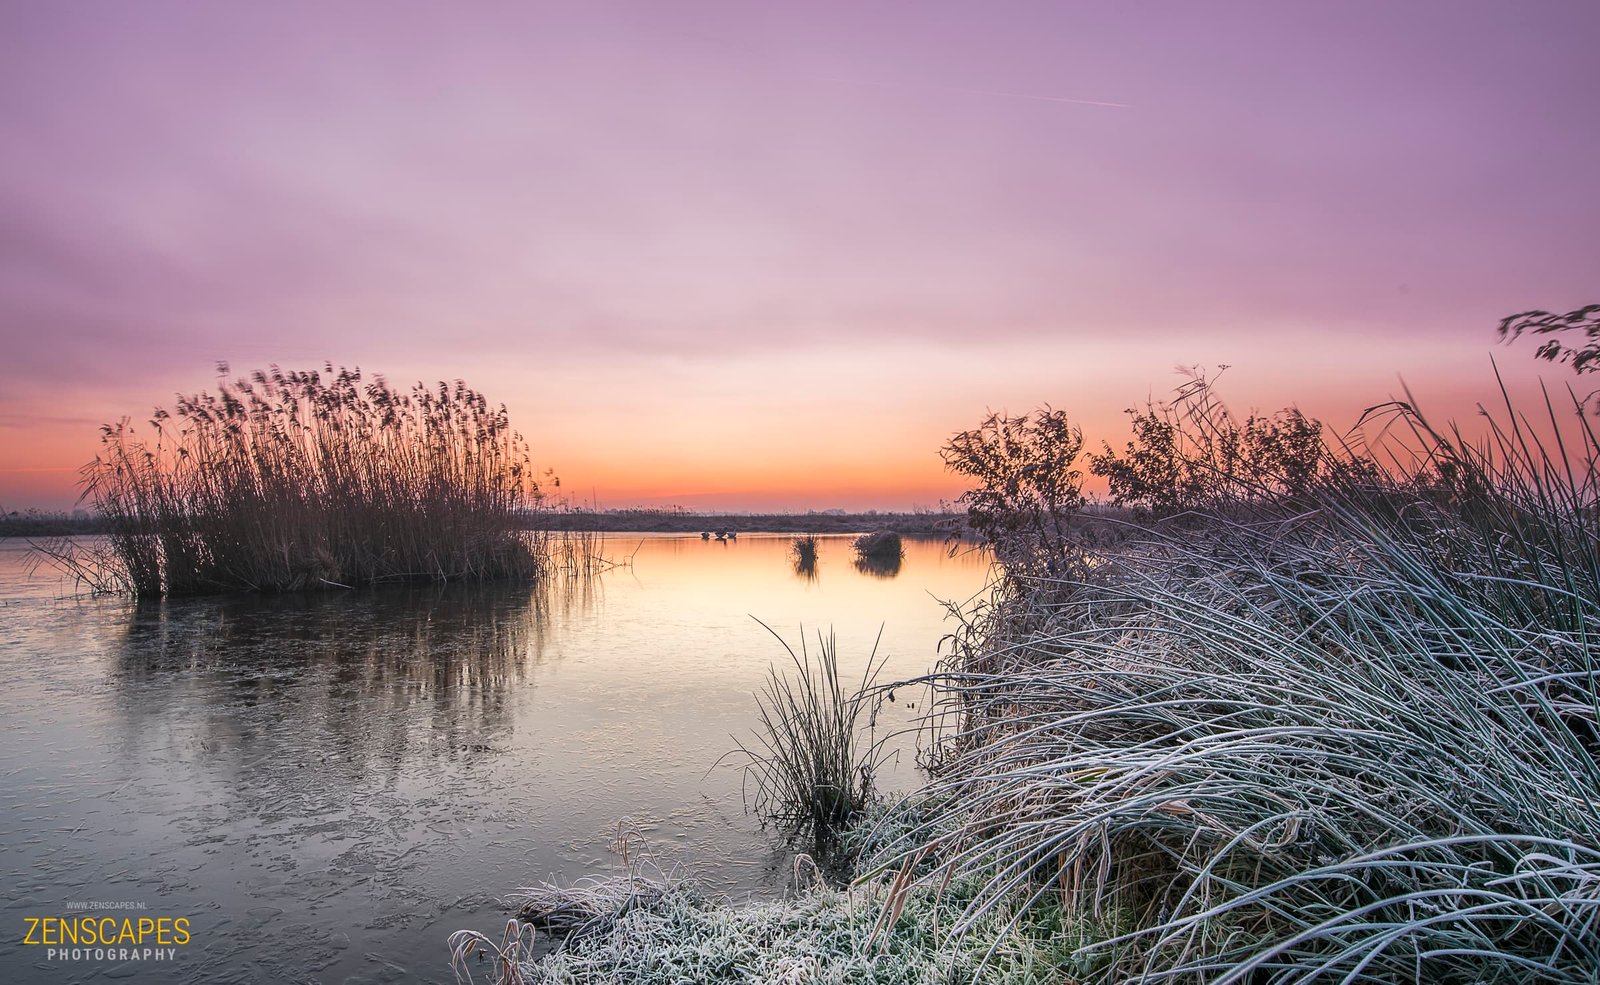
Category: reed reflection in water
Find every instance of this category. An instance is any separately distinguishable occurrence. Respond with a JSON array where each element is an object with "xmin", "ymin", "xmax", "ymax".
[{"xmin": 0, "ymin": 534, "xmax": 988, "ymax": 984}]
